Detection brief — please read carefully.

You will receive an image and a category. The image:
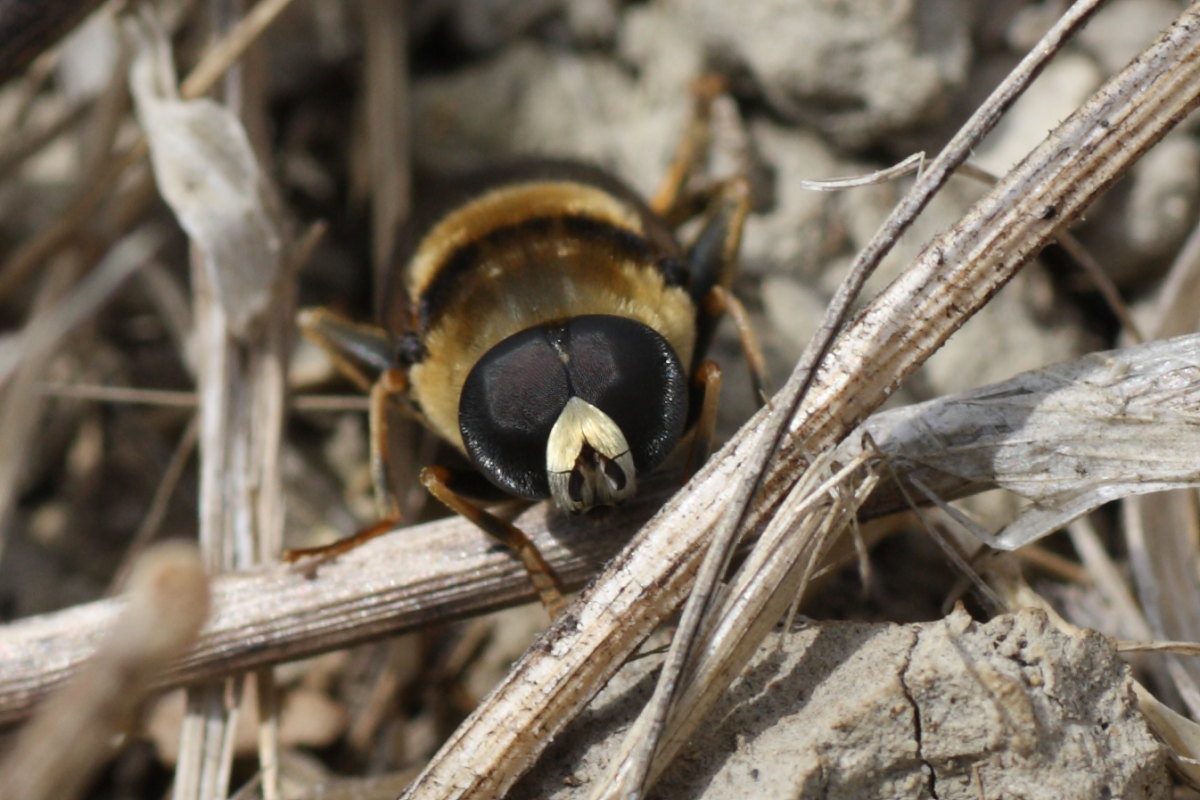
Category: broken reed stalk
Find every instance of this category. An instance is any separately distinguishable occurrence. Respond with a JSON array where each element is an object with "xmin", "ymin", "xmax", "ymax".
[
  {"xmin": 6, "ymin": 324, "xmax": 1200, "ymax": 729},
  {"xmin": 1, "ymin": 330, "xmax": 1199, "ymax": 725},
  {"xmin": 119, "ymin": 5, "xmax": 293, "ymax": 798}
]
